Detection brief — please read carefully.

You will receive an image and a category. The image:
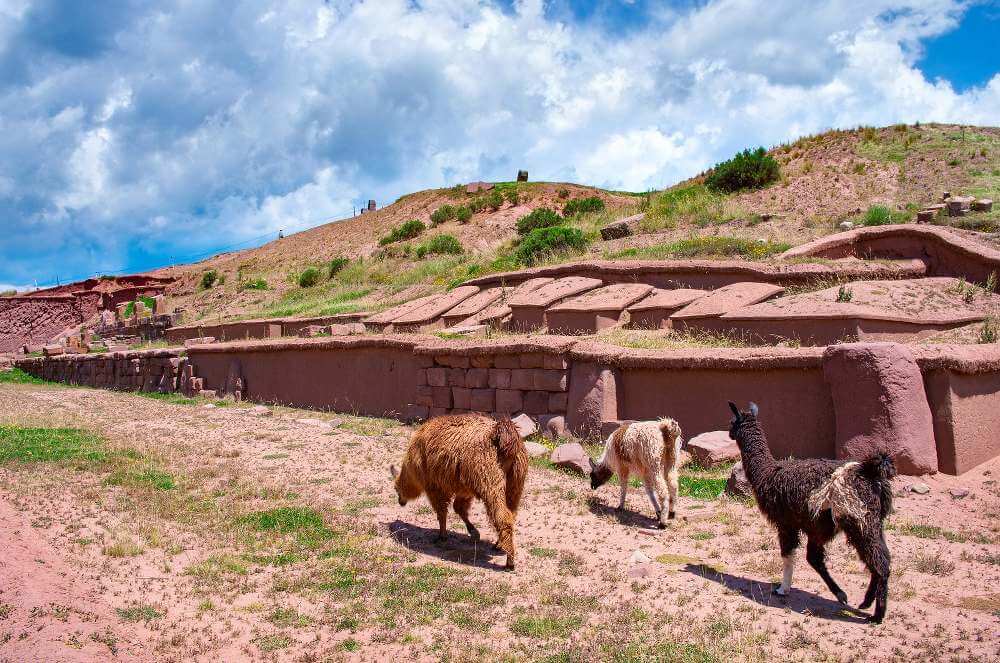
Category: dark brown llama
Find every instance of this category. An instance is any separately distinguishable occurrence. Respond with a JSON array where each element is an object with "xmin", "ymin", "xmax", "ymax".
[
  {"xmin": 728, "ymin": 402, "xmax": 895, "ymax": 623},
  {"xmin": 391, "ymin": 413, "xmax": 528, "ymax": 569}
]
